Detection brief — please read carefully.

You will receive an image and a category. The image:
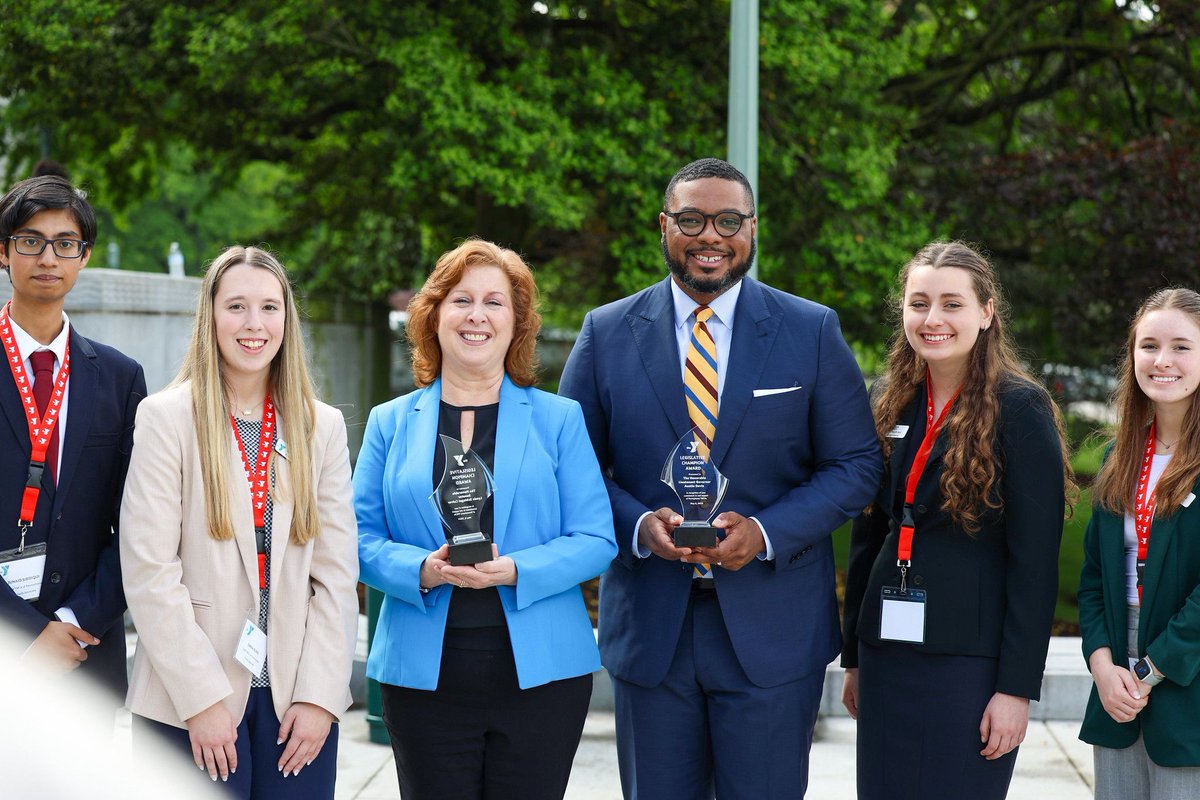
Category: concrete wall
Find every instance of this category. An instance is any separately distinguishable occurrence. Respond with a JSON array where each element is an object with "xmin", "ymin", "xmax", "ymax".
[{"xmin": 0, "ymin": 268, "xmax": 390, "ymax": 459}]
